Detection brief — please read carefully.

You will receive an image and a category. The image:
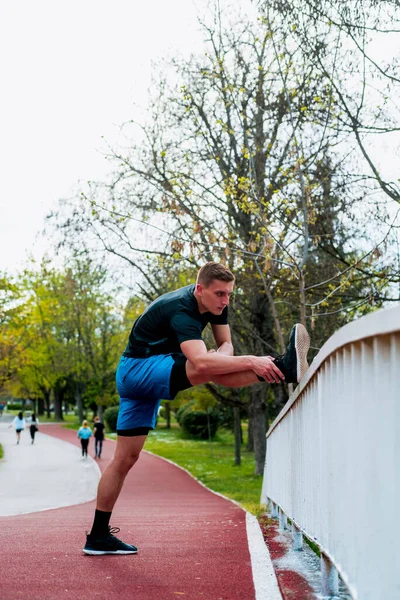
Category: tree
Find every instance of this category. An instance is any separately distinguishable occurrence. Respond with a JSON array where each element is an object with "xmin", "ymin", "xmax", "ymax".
[
  {"xmin": 58, "ymin": 259, "xmax": 124, "ymax": 421},
  {"xmin": 1, "ymin": 259, "xmax": 125, "ymax": 421},
  {"xmin": 0, "ymin": 273, "xmax": 26, "ymax": 393},
  {"xmin": 49, "ymin": 1, "xmax": 399, "ymax": 472}
]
